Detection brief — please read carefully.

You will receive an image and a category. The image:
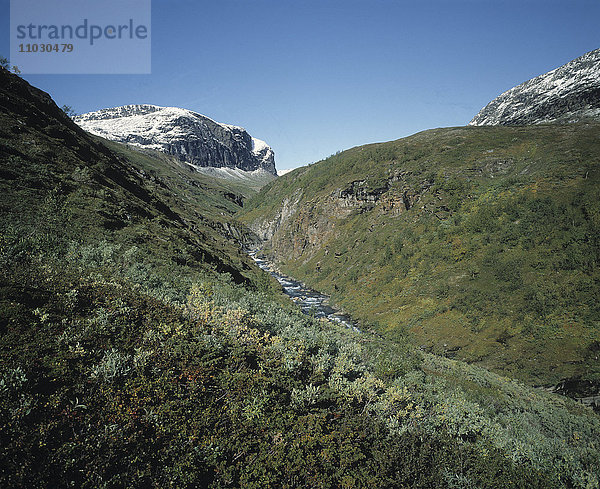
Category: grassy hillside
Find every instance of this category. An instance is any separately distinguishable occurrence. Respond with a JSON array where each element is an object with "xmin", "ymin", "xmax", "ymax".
[
  {"xmin": 1, "ymin": 68, "xmax": 599, "ymax": 487},
  {"xmin": 100, "ymin": 139, "xmax": 248, "ymax": 216},
  {"xmin": 240, "ymin": 124, "xmax": 600, "ymax": 389}
]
